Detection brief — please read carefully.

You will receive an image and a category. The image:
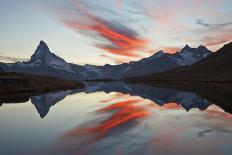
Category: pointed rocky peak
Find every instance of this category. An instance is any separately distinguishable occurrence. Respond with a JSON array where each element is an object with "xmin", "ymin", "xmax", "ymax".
[
  {"xmin": 35, "ymin": 40, "xmax": 50, "ymax": 55},
  {"xmin": 157, "ymin": 50, "xmax": 165, "ymax": 54},
  {"xmin": 25, "ymin": 40, "xmax": 75, "ymax": 73},
  {"xmin": 152, "ymin": 50, "xmax": 165, "ymax": 57},
  {"xmin": 181, "ymin": 44, "xmax": 192, "ymax": 52},
  {"xmin": 138, "ymin": 50, "xmax": 169, "ymax": 64},
  {"xmin": 197, "ymin": 45, "xmax": 210, "ymax": 52},
  {"xmin": 29, "ymin": 40, "xmax": 52, "ymax": 63}
]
